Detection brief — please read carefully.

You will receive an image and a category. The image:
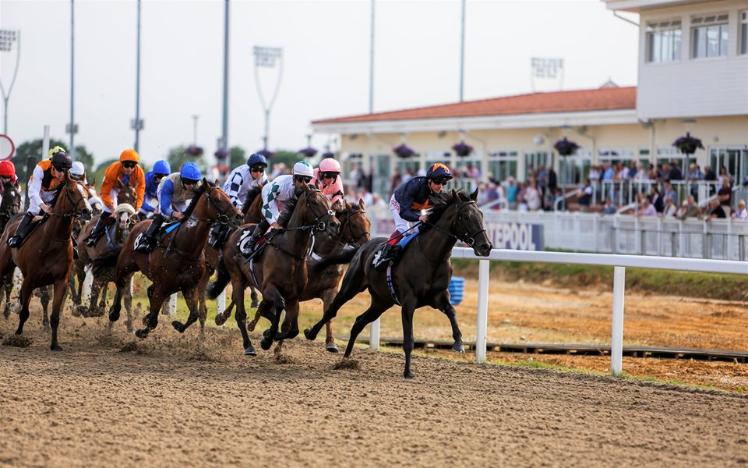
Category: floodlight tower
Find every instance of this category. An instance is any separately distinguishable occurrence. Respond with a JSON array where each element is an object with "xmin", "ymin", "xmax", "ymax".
[
  {"xmin": 253, "ymin": 46, "xmax": 283, "ymax": 151},
  {"xmin": 0, "ymin": 29, "xmax": 21, "ymax": 135}
]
